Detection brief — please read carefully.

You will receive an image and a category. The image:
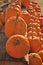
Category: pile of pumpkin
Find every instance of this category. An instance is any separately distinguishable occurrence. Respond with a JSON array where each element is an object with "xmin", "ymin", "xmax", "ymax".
[{"xmin": 0, "ymin": 0, "xmax": 43, "ymax": 65}]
